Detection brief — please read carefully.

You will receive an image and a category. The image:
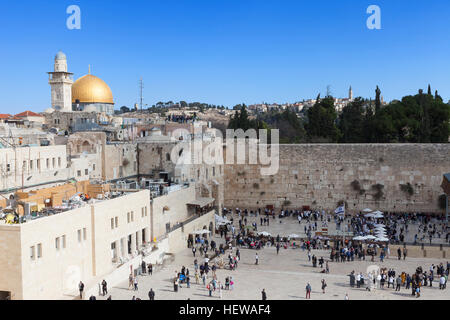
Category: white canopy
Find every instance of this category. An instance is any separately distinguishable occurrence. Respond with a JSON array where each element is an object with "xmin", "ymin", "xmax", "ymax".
[
  {"xmin": 353, "ymin": 236, "xmax": 366, "ymax": 241},
  {"xmin": 191, "ymin": 230, "xmax": 211, "ymax": 235},
  {"xmin": 365, "ymin": 235, "xmax": 377, "ymax": 240},
  {"xmin": 288, "ymin": 234, "xmax": 301, "ymax": 239},
  {"xmin": 257, "ymin": 231, "xmax": 272, "ymax": 237},
  {"xmin": 375, "ymin": 237, "xmax": 389, "ymax": 242},
  {"xmin": 363, "ymin": 208, "xmax": 373, "ymax": 213},
  {"xmin": 365, "ymin": 213, "xmax": 375, "ymax": 218},
  {"xmin": 215, "ymin": 214, "xmax": 231, "ymax": 226},
  {"xmin": 372, "ymin": 210, "xmax": 384, "ymax": 215}
]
